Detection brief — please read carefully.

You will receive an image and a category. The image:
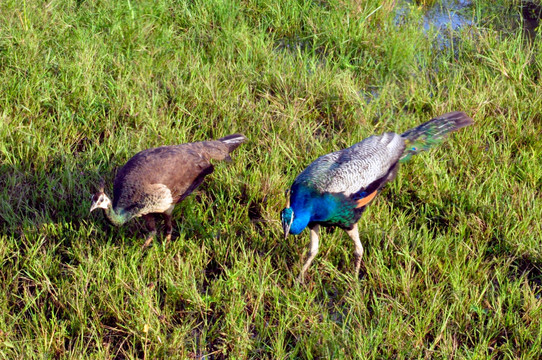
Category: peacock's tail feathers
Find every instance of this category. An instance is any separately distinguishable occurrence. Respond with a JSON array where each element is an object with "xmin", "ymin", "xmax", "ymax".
[{"xmin": 400, "ymin": 111, "xmax": 473, "ymax": 162}]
